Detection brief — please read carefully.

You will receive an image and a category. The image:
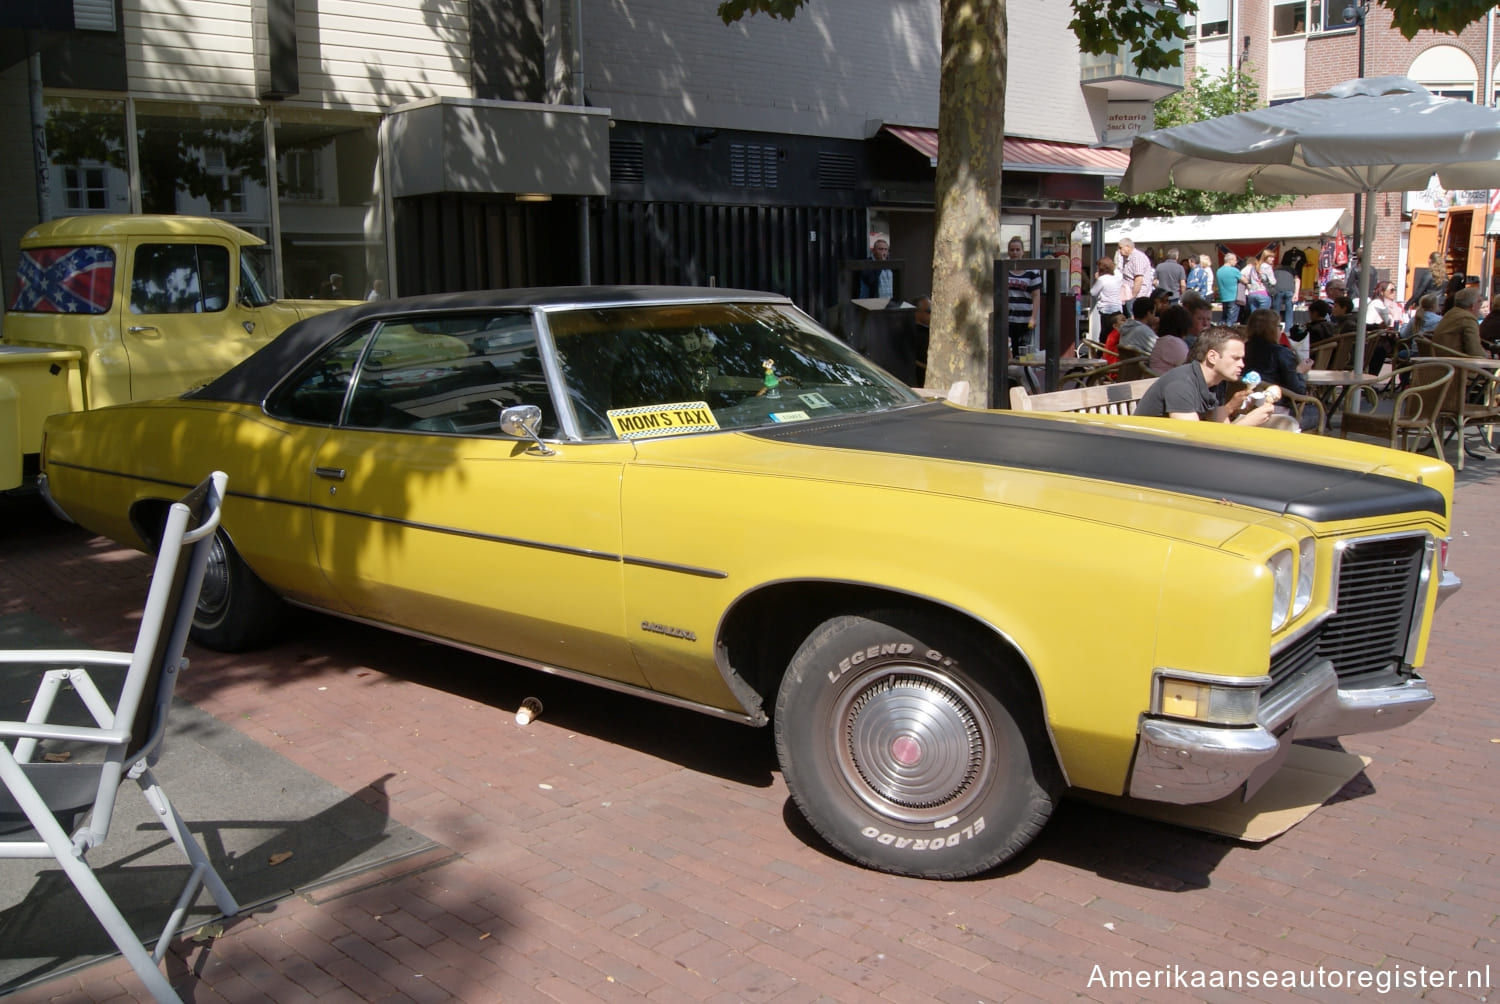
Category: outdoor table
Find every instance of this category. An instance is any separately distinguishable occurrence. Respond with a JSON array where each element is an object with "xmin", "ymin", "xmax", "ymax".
[
  {"xmin": 1013, "ymin": 354, "xmax": 1097, "ymax": 393},
  {"xmin": 1305, "ymin": 368, "xmax": 1388, "ymax": 415}
]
